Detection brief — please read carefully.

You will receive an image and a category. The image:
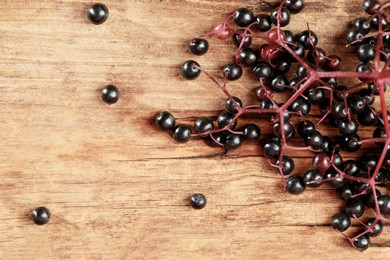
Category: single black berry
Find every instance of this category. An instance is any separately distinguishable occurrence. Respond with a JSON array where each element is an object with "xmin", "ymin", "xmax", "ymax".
[
  {"xmin": 181, "ymin": 60, "xmax": 201, "ymax": 80},
  {"xmin": 263, "ymin": 138, "xmax": 281, "ymax": 159},
  {"xmin": 366, "ymin": 218, "xmax": 383, "ymax": 237},
  {"xmin": 101, "ymin": 85, "xmax": 119, "ymax": 105},
  {"xmin": 225, "ymin": 134, "xmax": 243, "ymax": 150},
  {"xmin": 346, "ymin": 199, "xmax": 364, "ymax": 218},
  {"xmin": 155, "ymin": 111, "xmax": 175, "ymax": 130},
  {"xmin": 87, "ymin": 3, "xmax": 109, "ymax": 25},
  {"xmin": 254, "ymin": 14, "xmax": 271, "ymax": 32},
  {"xmin": 270, "ymin": 7, "xmax": 291, "ymax": 27},
  {"xmin": 189, "ymin": 193, "xmax": 207, "ymax": 209},
  {"xmin": 172, "ymin": 125, "xmax": 192, "ymax": 143},
  {"xmin": 222, "ymin": 64, "xmax": 243, "ymax": 81},
  {"xmin": 189, "ymin": 38, "xmax": 209, "ymax": 55},
  {"xmin": 31, "ymin": 207, "xmax": 50, "ymax": 225},
  {"xmin": 194, "ymin": 117, "xmax": 214, "ymax": 133},
  {"xmin": 332, "ymin": 212, "xmax": 350, "ymax": 232},
  {"xmin": 286, "ymin": 175, "xmax": 306, "ymax": 195},
  {"xmin": 353, "ymin": 234, "xmax": 370, "ymax": 251},
  {"xmin": 275, "ymin": 156, "xmax": 295, "ymax": 175},
  {"xmin": 233, "ymin": 8, "xmax": 254, "ymax": 27},
  {"xmin": 242, "ymin": 124, "xmax": 261, "ymax": 140},
  {"xmin": 303, "ymin": 169, "xmax": 323, "ymax": 188}
]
